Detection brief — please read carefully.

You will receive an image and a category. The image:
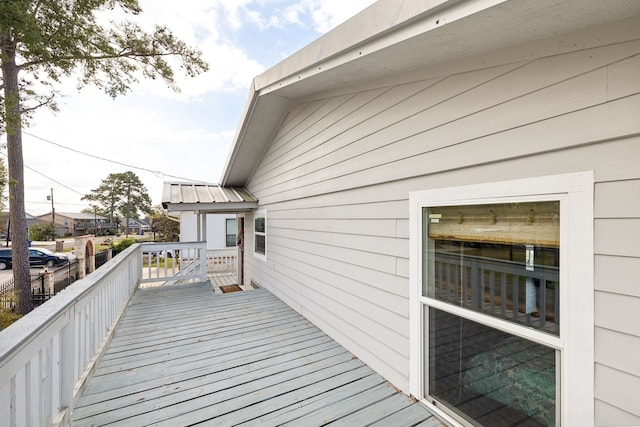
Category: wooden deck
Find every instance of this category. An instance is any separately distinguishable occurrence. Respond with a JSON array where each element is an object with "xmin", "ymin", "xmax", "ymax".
[
  {"xmin": 208, "ymin": 272, "xmax": 237, "ymax": 293},
  {"xmin": 72, "ymin": 282, "xmax": 446, "ymax": 426}
]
